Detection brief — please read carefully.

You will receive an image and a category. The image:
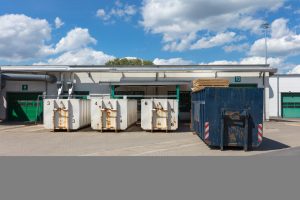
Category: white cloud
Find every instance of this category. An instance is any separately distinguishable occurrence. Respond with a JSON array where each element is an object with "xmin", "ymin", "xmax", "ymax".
[
  {"xmin": 191, "ymin": 32, "xmax": 237, "ymax": 50},
  {"xmin": 96, "ymin": 3, "xmax": 137, "ymax": 22},
  {"xmin": 207, "ymin": 60, "xmax": 239, "ymax": 65},
  {"xmin": 154, "ymin": 56, "xmax": 284, "ymax": 73},
  {"xmin": 141, "ymin": 0, "xmax": 284, "ymax": 51},
  {"xmin": 97, "ymin": 9, "xmax": 106, "ymax": 17},
  {"xmin": 202, "ymin": 56, "xmax": 283, "ymax": 69},
  {"xmin": 0, "ymin": 14, "xmax": 51, "ymax": 61},
  {"xmin": 96, "ymin": 9, "xmax": 110, "ymax": 21},
  {"xmin": 250, "ymin": 18, "xmax": 300, "ymax": 58},
  {"xmin": 0, "ymin": 14, "xmax": 122, "ymax": 66},
  {"xmin": 111, "ymin": 5, "xmax": 137, "ymax": 17},
  {"xmin": 153, "ymin": 58, "xmax": 194, "ymax": 65},
  {"xmin": 284, "ymin": 5, "xmax": 292, "ymax": 10},
  {"xmin": 36, "ymin": 48, "xmax": 115, "ymax": 65},
  {"xmin": 36, "ymin": 28, "xmax": 113, "ymax": 65},
  {"xmin": 54, "ymin": 17, "xmax": 64, "ymax": 29},
  {"xmin": 250, "ymin": 36, "xmax": 300, "ymax": 57},
  {"xmin": 163, "ymin": 31, "xmax": 244, "ymax": 52},
  {"xmin": 163, "ymin": 32, "xmax": 197, "ymax": 51},
  {"xmin": 271, "ymin": 18, "xmax": 291, "ymax": 38},
  {"xmin": 154, "ymin": 56, "xmax": 284, "ymax": 68},
  {"xmin": 149, "ymin": 55, "xmax": 295, "ymax": 74},
  {"xmin": 124, "ymin": 57, "xmax": 138, "ymax": 60},
  {"xmin": 115, "ymin": 0, "xmax": 123, "ymax": 7},
  {"xmin": 236, "ymin": 16, "xmax": 265, "ymax": 35},
  {"xmin": 294, "ymin": 9, "xmax": 300, "ymax": 14},
  {"xmin": 288, "ymin": 65, "xmax": 300, "ymax": 74},
  {"xmin": 240, "ymin": 56, "xmax": 283, "ymax": 67},
  {"xmin": 205, "ymin": 56, "xmax": 300, "ymax": 74},
  {"xmin": 0, "ymin": 14, "xmax": 115, "ymax": 65},
  {"xmin": 54, "ymin": 28, "xmax": 97, "ymax": 53},
  {"xmin": 223, "ymin": 43, "xmax": 250, "ymax": 52}
]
